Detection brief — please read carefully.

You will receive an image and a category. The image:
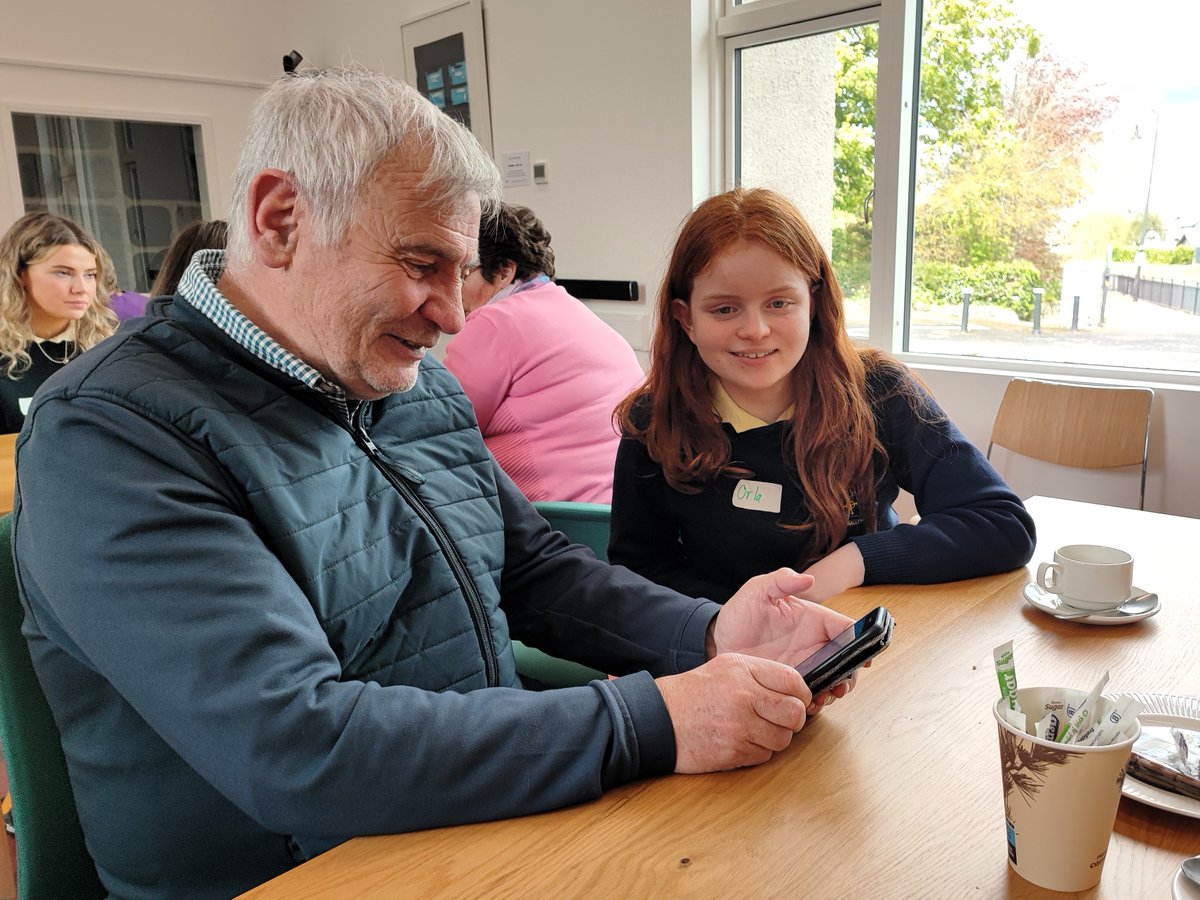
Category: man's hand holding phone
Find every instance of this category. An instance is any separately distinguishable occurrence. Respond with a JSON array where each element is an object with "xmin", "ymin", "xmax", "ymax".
[
  {"xmin": 708, "ymin": 568, "xmax": 856, "ymax": 662},
  {"xmin": 659, "ymin": 570, "xmax": 893, "ymax": 775},
  {"xmin": 656, "ymin": 653, "xmax": 811, "ymax": 773},
  {"xmin": 795, "ymin": 606, "xmax": 894, "ymax": 697}
]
